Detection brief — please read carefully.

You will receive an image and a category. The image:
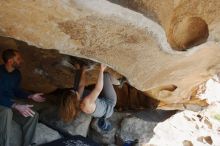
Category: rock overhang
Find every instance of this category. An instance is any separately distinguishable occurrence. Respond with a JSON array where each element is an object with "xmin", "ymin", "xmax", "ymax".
[{"xmin": 1, "ymin": 0, "xmax": 220, "ymax": 109}]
